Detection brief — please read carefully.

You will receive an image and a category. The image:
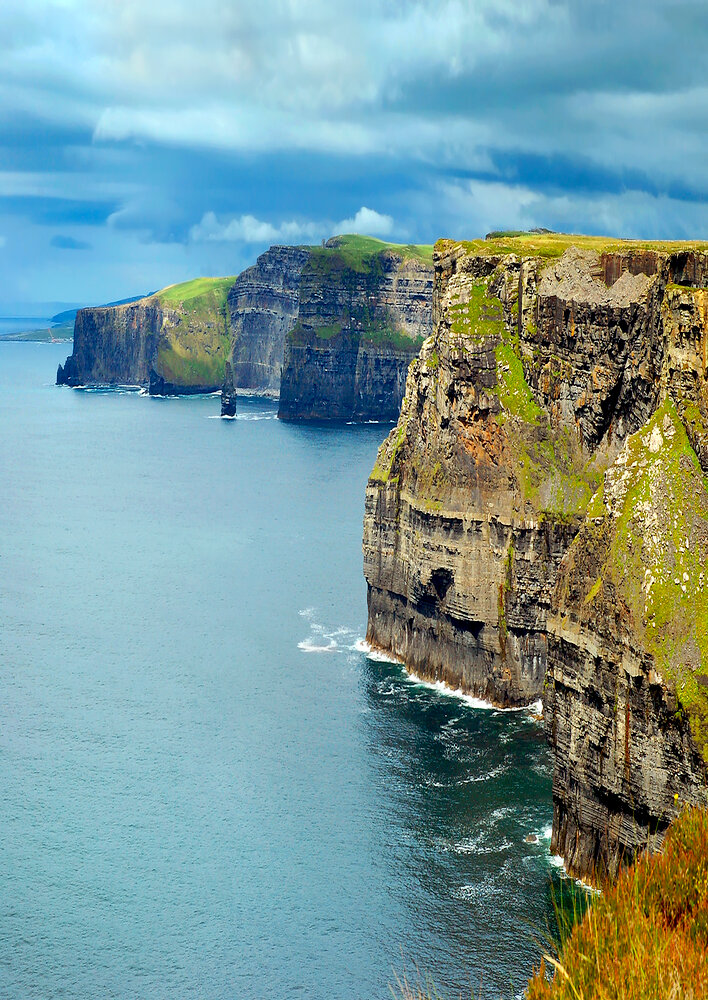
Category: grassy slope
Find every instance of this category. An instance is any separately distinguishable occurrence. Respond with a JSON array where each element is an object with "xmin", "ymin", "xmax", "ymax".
[
  {"xmin": 437, "ymin": 232, "xmax": 708, "ymax": 260},
  {"xmin": 526, "ymin": 808, "xmax": 708, "ymax": 1000},
  {"xmin": 154, "ymin": 276, "xmax": 237, "ymax": 386}
]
